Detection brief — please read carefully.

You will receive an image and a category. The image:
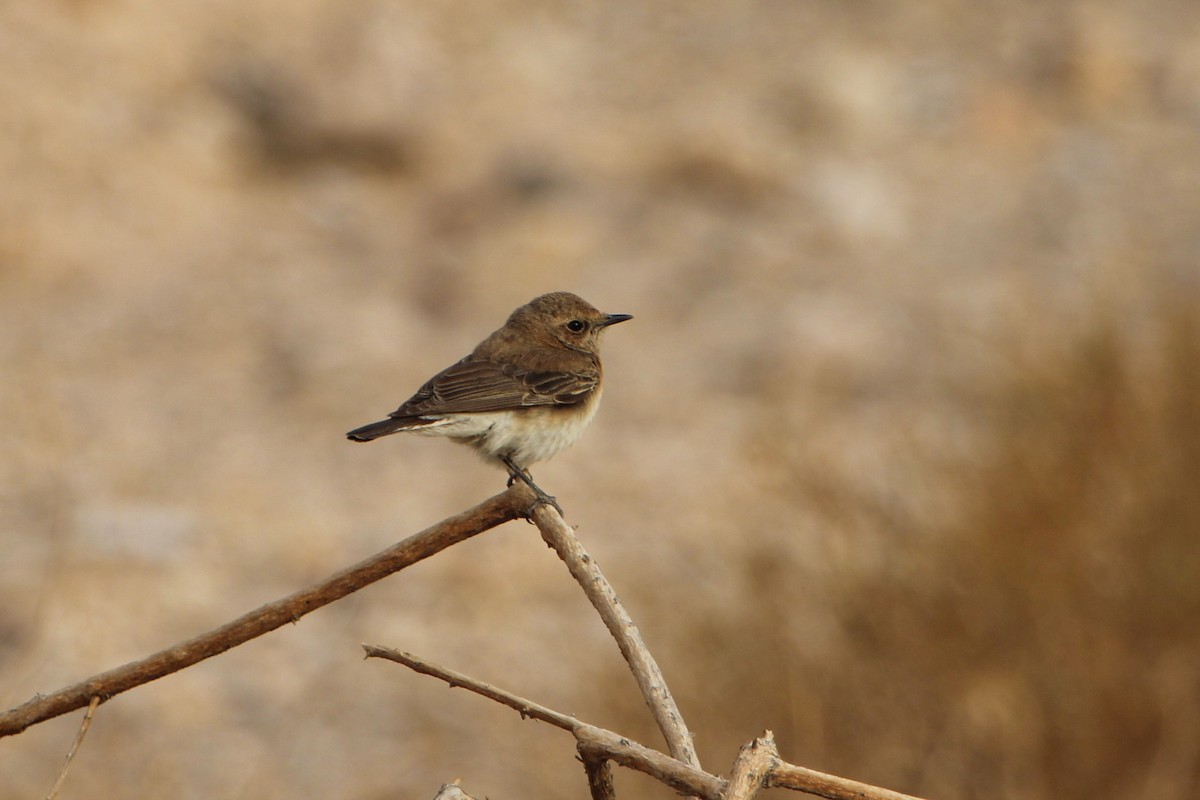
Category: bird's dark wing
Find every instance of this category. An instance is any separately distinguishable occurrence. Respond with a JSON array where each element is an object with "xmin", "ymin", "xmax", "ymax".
[{"xmin": 390, "ymin": 356, "xmax": 599, "ymax": 417}]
